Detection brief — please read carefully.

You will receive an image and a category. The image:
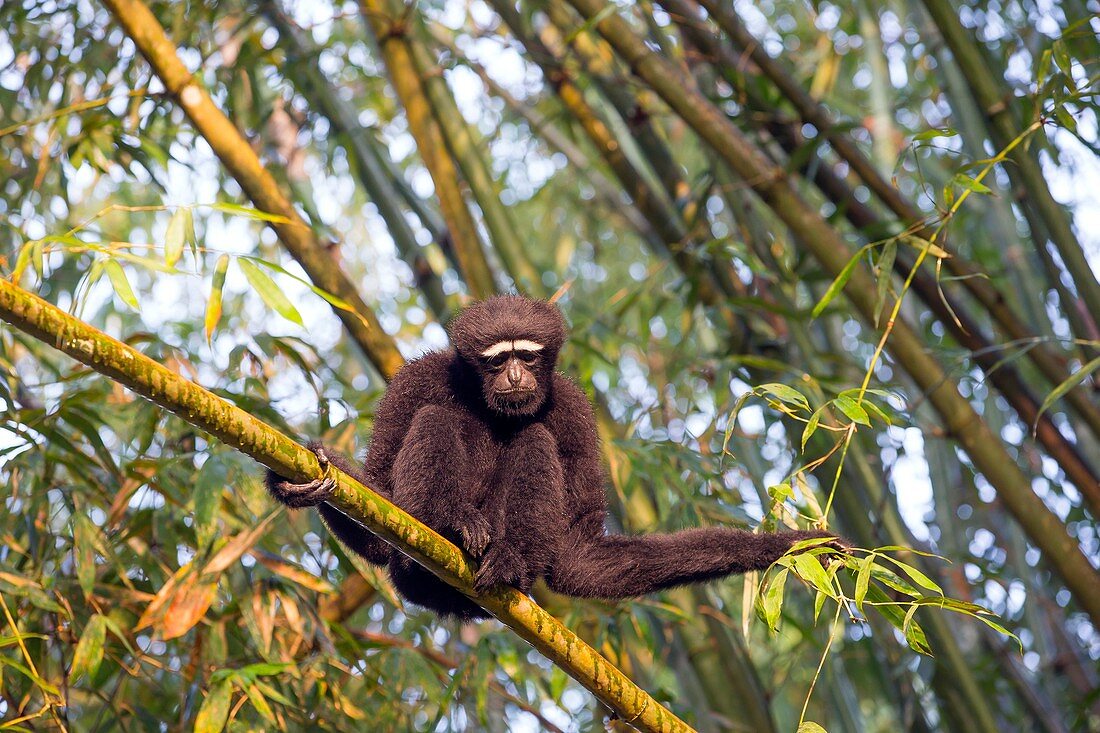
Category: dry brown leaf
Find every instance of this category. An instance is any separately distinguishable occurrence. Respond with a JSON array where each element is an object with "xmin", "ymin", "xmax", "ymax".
[
  {"xmin": 255, "ymin": 554, "xmax": 335, "ymax": 594},
  {"xmin": 135, "ymin": 562, "xmax": 189, "ymax": 631},
  {"xmin": 161, "ymin": 574, "xmax": 218, "ymax": 640},
  {"xmin": 202, "ymin": 513, "xmax": 276, "ymax": 576}
]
